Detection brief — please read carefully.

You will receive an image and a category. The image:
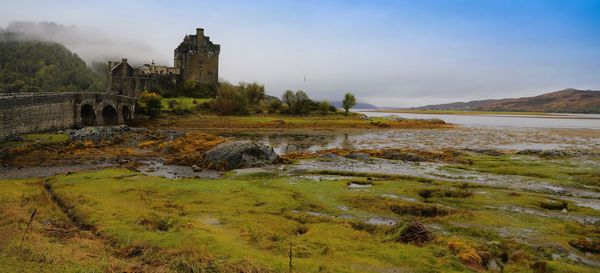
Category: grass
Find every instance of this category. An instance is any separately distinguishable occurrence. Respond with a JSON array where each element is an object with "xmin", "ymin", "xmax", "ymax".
[
  {"xmin": 0, "ymin": 133, "xmax": 69, "ymax": 148},
  {"xmin": 142, "ymin": 113, "xmax": 452, "ymax": 130},
  {"xmin": 1, "ymin": 168, "xmax": 598, "ymax": 272}
]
